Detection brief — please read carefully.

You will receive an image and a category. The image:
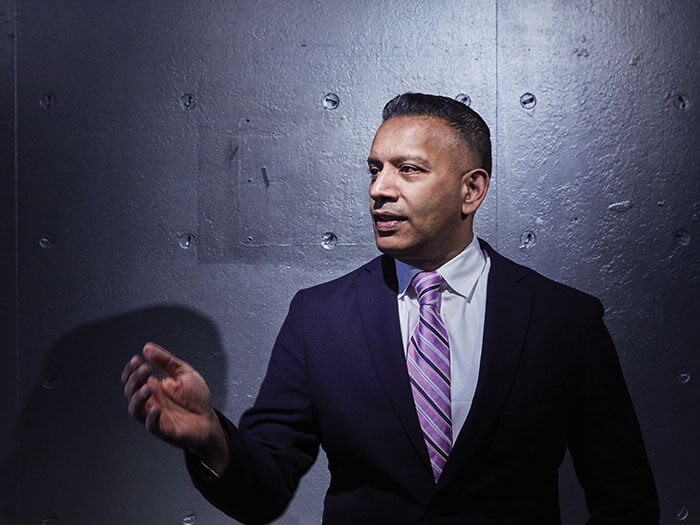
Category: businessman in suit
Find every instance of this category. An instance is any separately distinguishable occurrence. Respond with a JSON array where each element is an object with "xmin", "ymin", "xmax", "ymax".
[{"xmin": 122, "ymin": 93, "xmax": 659, "ymax": 524}]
